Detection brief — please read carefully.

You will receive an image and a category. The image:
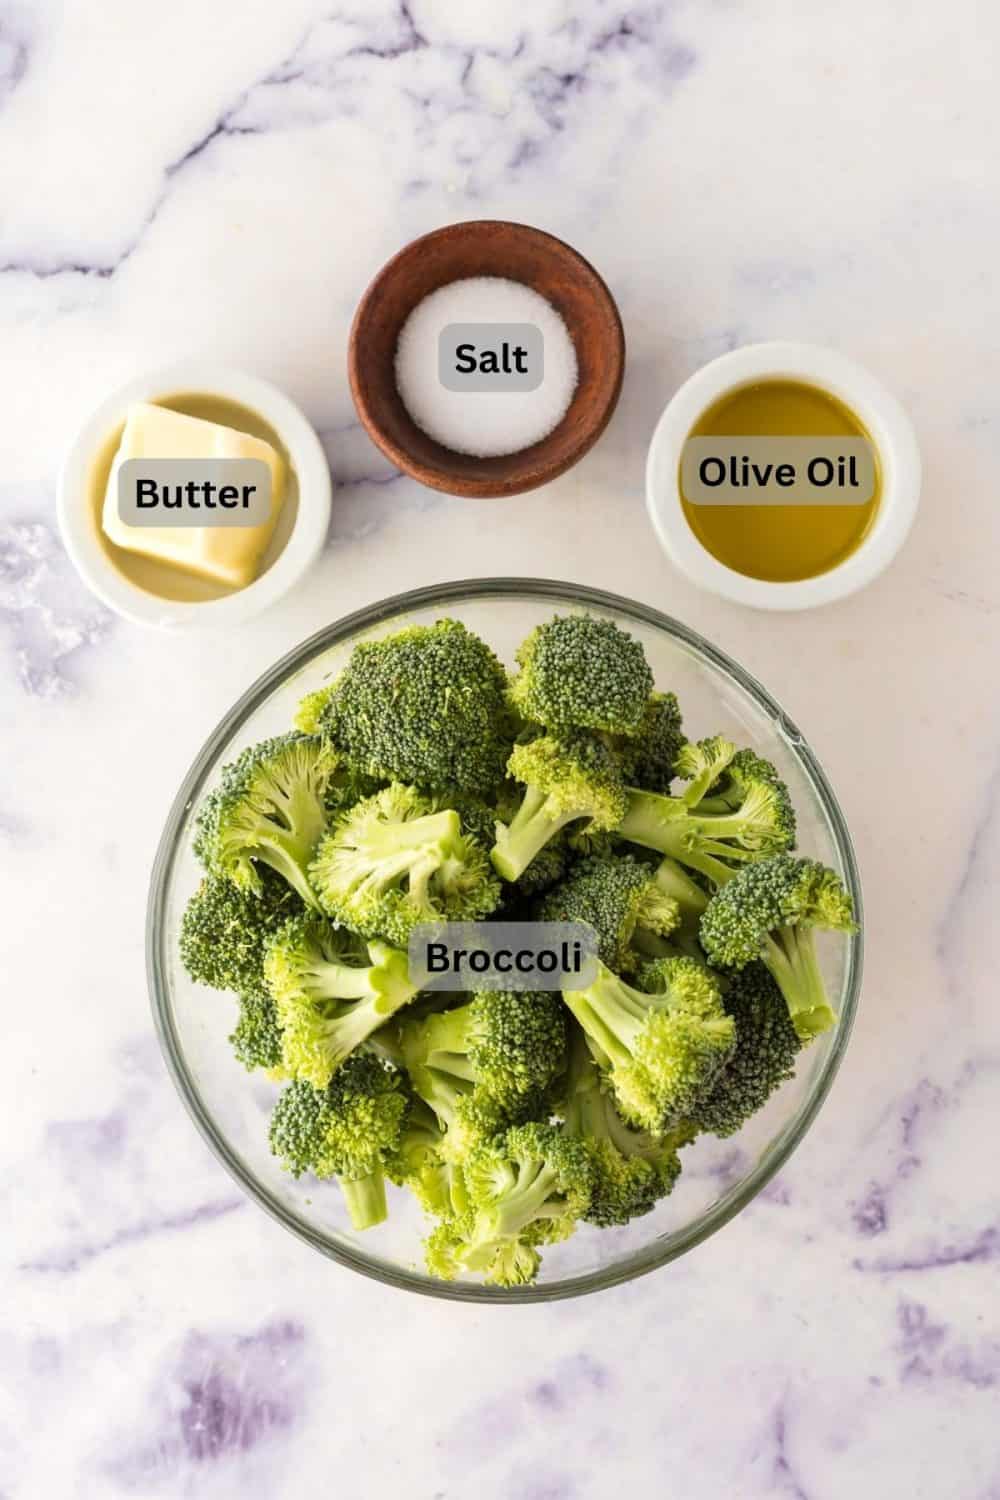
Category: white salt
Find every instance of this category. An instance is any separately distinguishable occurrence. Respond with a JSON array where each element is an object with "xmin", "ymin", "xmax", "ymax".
[{"xmin": 394, "ymin": 276, "xmax": 579, "ymax": 458}]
